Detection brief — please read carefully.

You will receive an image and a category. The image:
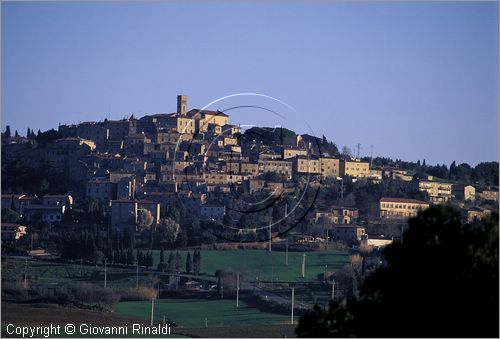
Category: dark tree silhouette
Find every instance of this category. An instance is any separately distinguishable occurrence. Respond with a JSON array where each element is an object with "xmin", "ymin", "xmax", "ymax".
[
  {"xmin": 296, "ymin": 205, "xmax": 499, "ymax": 337},
  {"xmin": 4, "ymin": 125, "xmax": 11, "ymax": 138},
  {"xmin": 185, "ymin": 252, "xmax": 192, "ymax": 273}
]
